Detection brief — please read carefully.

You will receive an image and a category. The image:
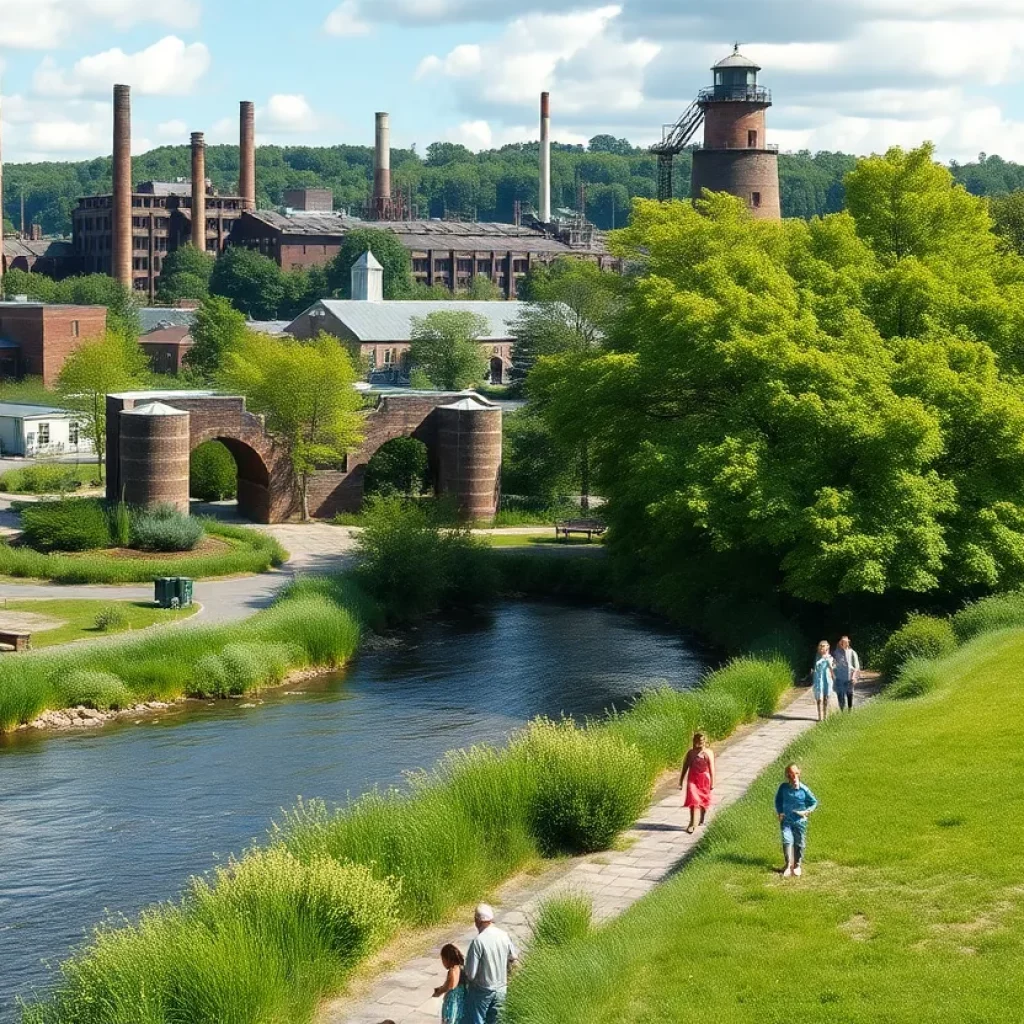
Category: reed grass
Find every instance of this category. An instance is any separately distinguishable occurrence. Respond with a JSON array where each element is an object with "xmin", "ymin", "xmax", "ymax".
[{"xmin": 530, "ymin": 893, "xmax": 594, "ymax": 948}]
